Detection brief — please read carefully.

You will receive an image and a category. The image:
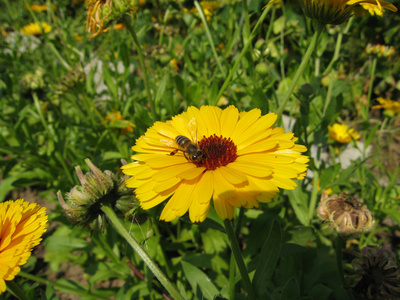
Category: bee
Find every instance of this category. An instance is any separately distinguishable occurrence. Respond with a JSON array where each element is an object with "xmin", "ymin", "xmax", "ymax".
[
  {"xmin": 169, "ymin": 135, "xmax": 203, "ymax": 162},
  {"xmin": 168, "ymin": 118, "xmax": 203, "ymax": 163}
]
